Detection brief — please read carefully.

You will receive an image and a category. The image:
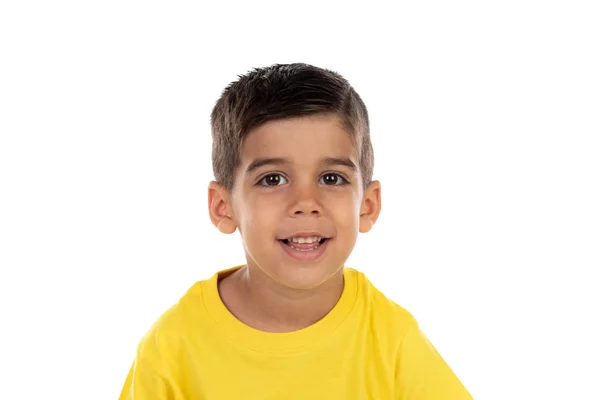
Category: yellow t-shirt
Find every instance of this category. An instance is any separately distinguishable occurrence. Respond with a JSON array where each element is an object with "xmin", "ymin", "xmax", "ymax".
[{"xmin": 119, "ymin": 267, "xmax": 472, "ymax": 399}]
